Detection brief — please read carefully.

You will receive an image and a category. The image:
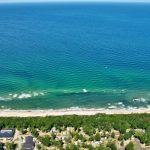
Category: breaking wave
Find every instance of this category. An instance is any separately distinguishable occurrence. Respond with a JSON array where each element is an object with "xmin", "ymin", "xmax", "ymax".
[
  {"xmin": 132, "ymin": 97, "xmax": 147, "ymax": 103},
  {"xmin": 0, "ymin": 91, "xmax": 45, "ymax": 101},
  {"xmin": 107, "ymin": 102, "xmax": 125, "ymax": 109}
]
